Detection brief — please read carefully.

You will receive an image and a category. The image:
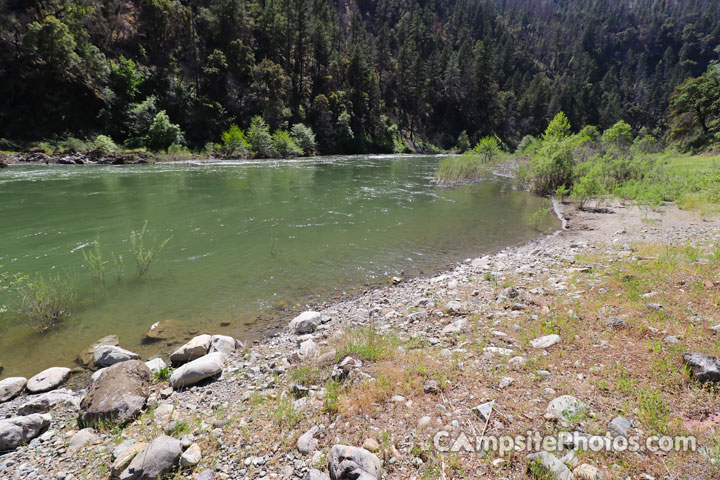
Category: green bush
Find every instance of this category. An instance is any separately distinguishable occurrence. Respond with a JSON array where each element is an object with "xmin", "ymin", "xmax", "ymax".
[
  {"xmin": 290, "ymin": 123, "xmax": 317, "ymax": 155},
  {"xmin": 473, "ymin": 136, "xmax": 501, "ymax": 163},
  {"xmin": 272, "ymin": 129, "xmax": 302, "ymax": 157},
  {"xmin": 603, "ymin": 120, "xmax": 633, "ymax": 151},
  {"xmin": 147, "ymin": 111, "xmax": 185, "ymax": 151},
  {"xmin": 527, "ymin": 137, "xmax": 575, "ymax": 195},
  {"xmin": 219, "ymin": 125, "xmax": 250, "ymax": 157},
  {"xmin": 456, "ymin": 130, "xmax": 470, "ymax": 152},
  {"xmin": 16, "ymin": 273, "xmax": 76, "ymax": 333},
  {"xmin": 92, "ymin": 135, "xmax": 118, "ymax": 153},
  {"xmin": 247, "ymin": 116, "xmax": 274, "ymax": 158}
]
